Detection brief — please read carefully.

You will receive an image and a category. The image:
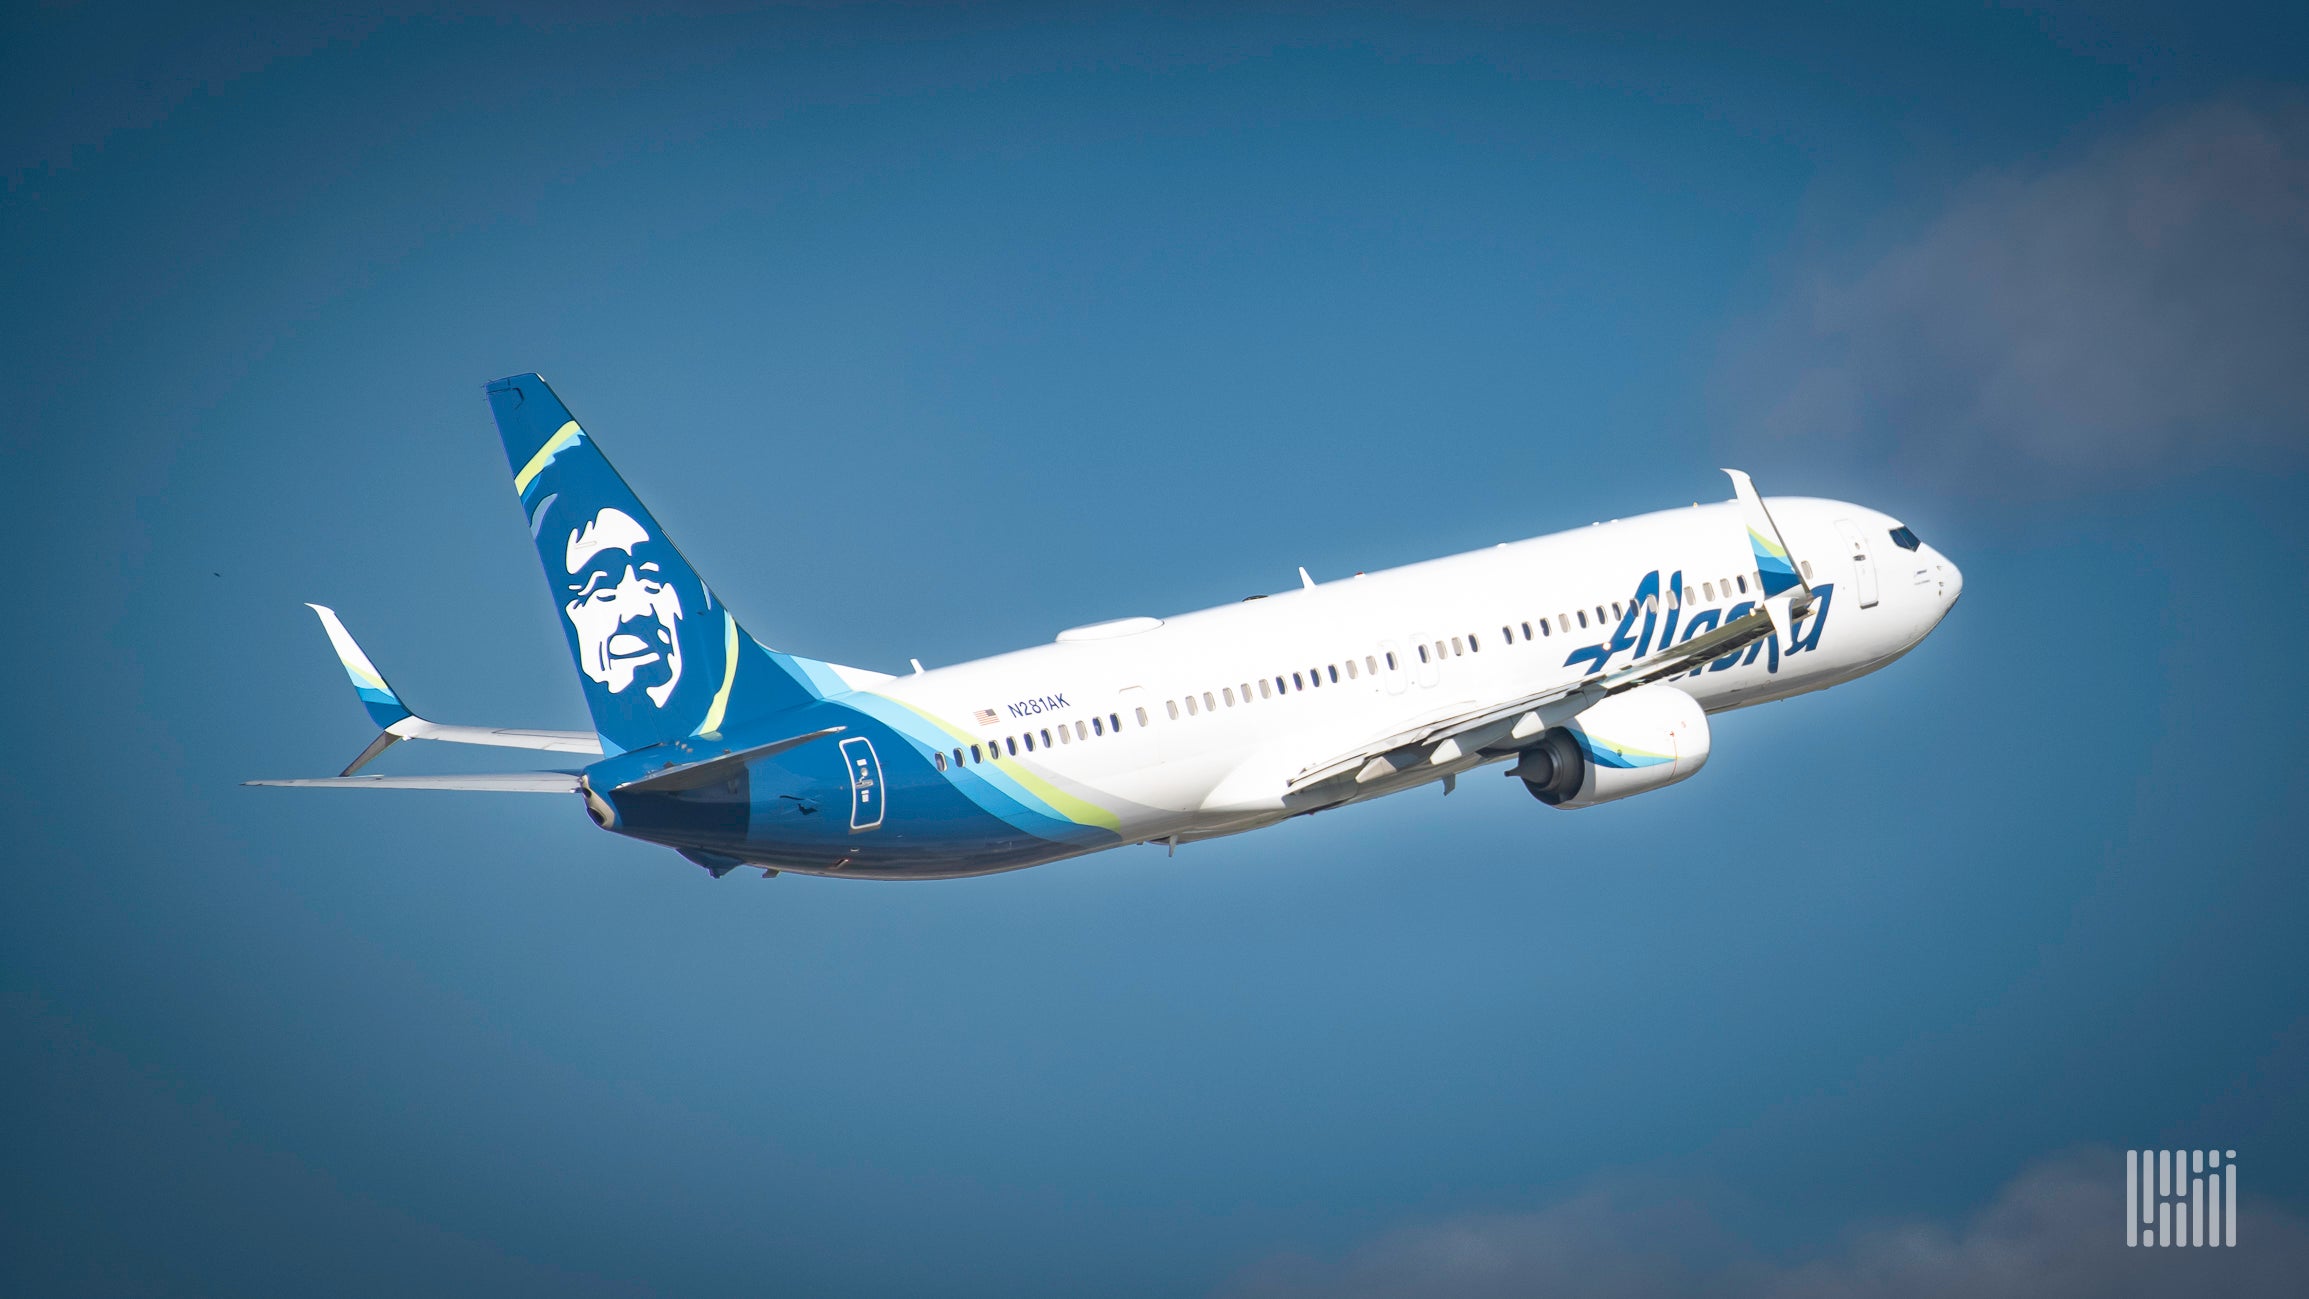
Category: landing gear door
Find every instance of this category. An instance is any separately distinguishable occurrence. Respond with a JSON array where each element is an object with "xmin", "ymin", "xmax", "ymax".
[
  {"xmin": 839, "ymin": 736, "xmax": 884, "ymax": 832},
  {"xmin": 1834, "ymin": 519, "xmax": 1881, "ymax": 609}
]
